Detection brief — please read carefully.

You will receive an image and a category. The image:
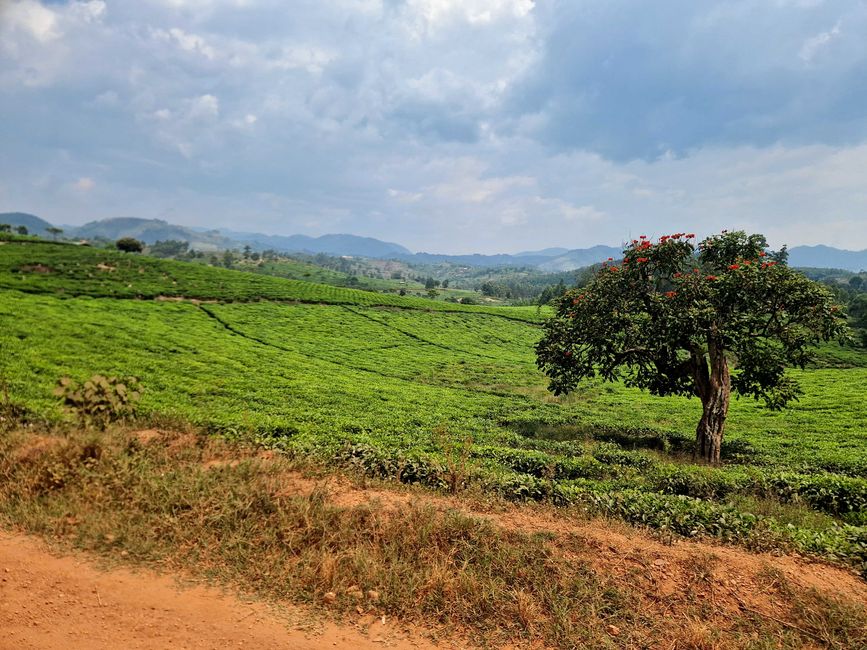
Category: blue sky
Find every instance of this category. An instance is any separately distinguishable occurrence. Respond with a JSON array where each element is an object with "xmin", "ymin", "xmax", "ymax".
[{"xmin": 1, "ymin": 0, "xmax": 866, "ymax": 253}]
